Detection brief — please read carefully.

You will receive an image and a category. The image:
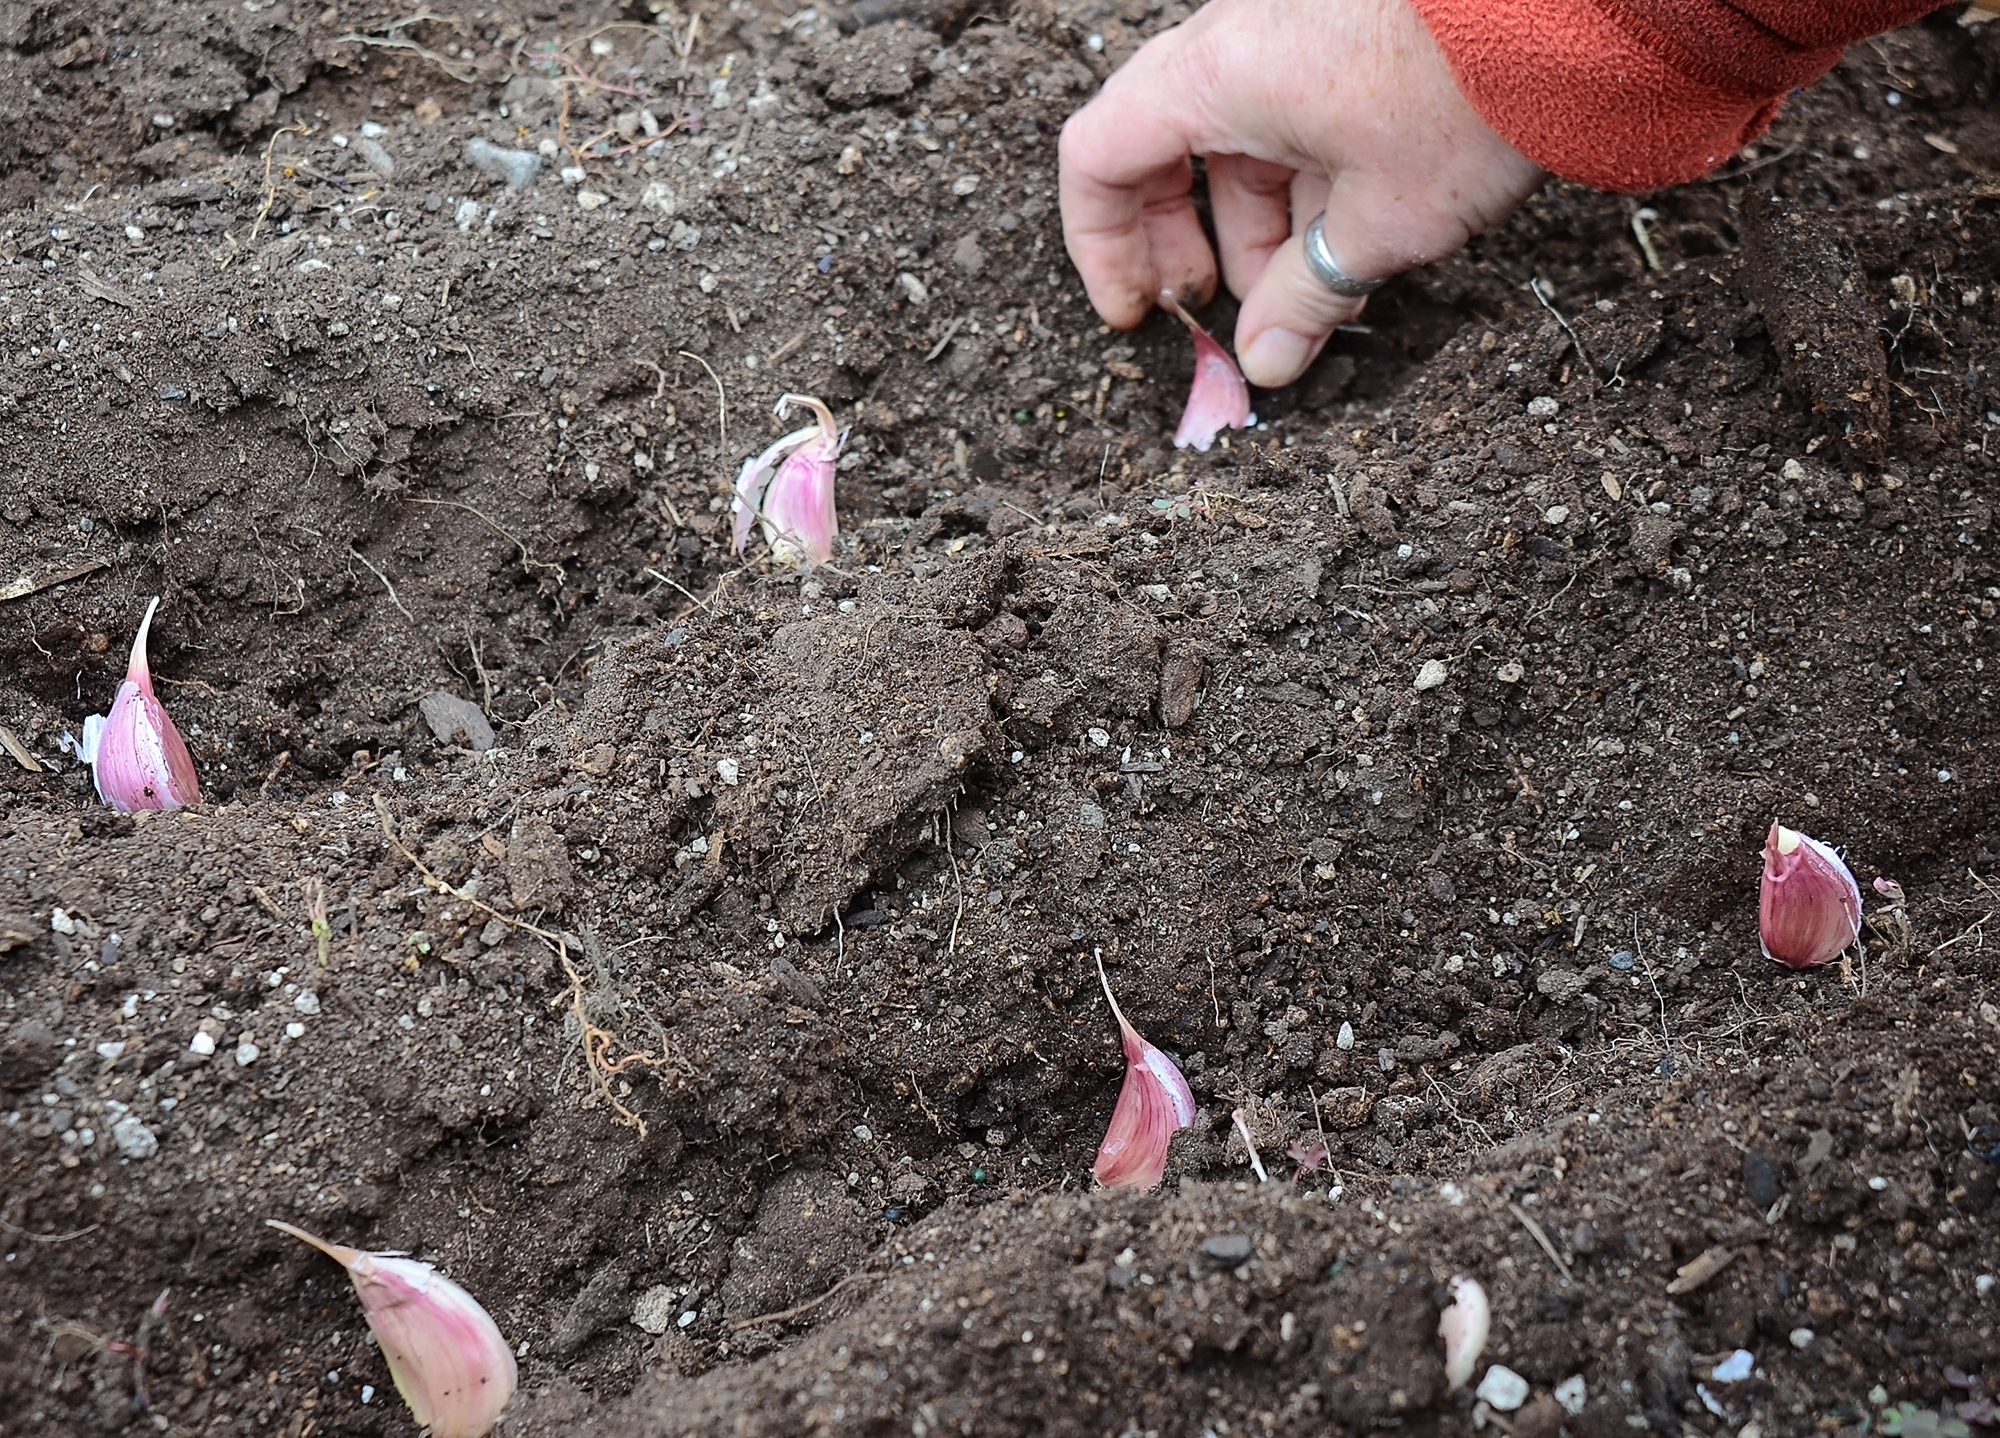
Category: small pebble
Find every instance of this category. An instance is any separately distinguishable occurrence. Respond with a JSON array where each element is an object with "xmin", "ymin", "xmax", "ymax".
[
  {"xmin": 294, "ymin": 991, "xmax": 321, "ymax": 1016},
  {"xmin": 1554, "ymin": 1374, "xmax": 1587, "ymax": 1415},
  {"xmin": 235, "ymin": 1041, "xmax": 260, "ymax": 1067},
  {"xmin": 1789, "ymin": 1327, "xmax": 1815, "ymax": 1349},
  {"xmin": 285, "ymin": 1022, "xmax": 307, "ymax": 1039},
  {"xmin": 853, "ymin": 1124, "xmax": 873, "ymax": 1141},
  {"xmin": 464, "ymin": 137, "xmax": 541, "ymax": 190},
  {"xmin": 1544, "ymin": 505, "xmax": 1570, "ymax": 525},
  {"xmin": 1609, "ymin": 949, "xmax": 1635, "ymax": 971},
  {"xmin": 1087, "ymin": 727, "xmax": 1111, "ymax": 748},
  {"xmin": 188, "ymin": 1030, "xmax": 216, "ymax": 1057},
  {"xmin": 1198, "ymin": 1234, "xmax": 1253, "ymax": 1266},
  {"xmin": 111, "ymin": 1114, "xmax": 158, "ymax": 1160},
  {"xmin": 418, "ymin": 691, "xmax": 494, "ymax": 751},
  {"xmin": 1711, "ymin": 1350, "xmax": 1754, "ymax": 1383},
  {"xmin": 1412, "ymin": 658, "xmax": 1449, "ymax": 692},
  {"xmin": 1336, "ymin": 1021, "xmax": 1354, "ymax": 1050},
  {"xmin": 1476, "ymin": 1365, "xmax": 1530, "ymax": 1412}
]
